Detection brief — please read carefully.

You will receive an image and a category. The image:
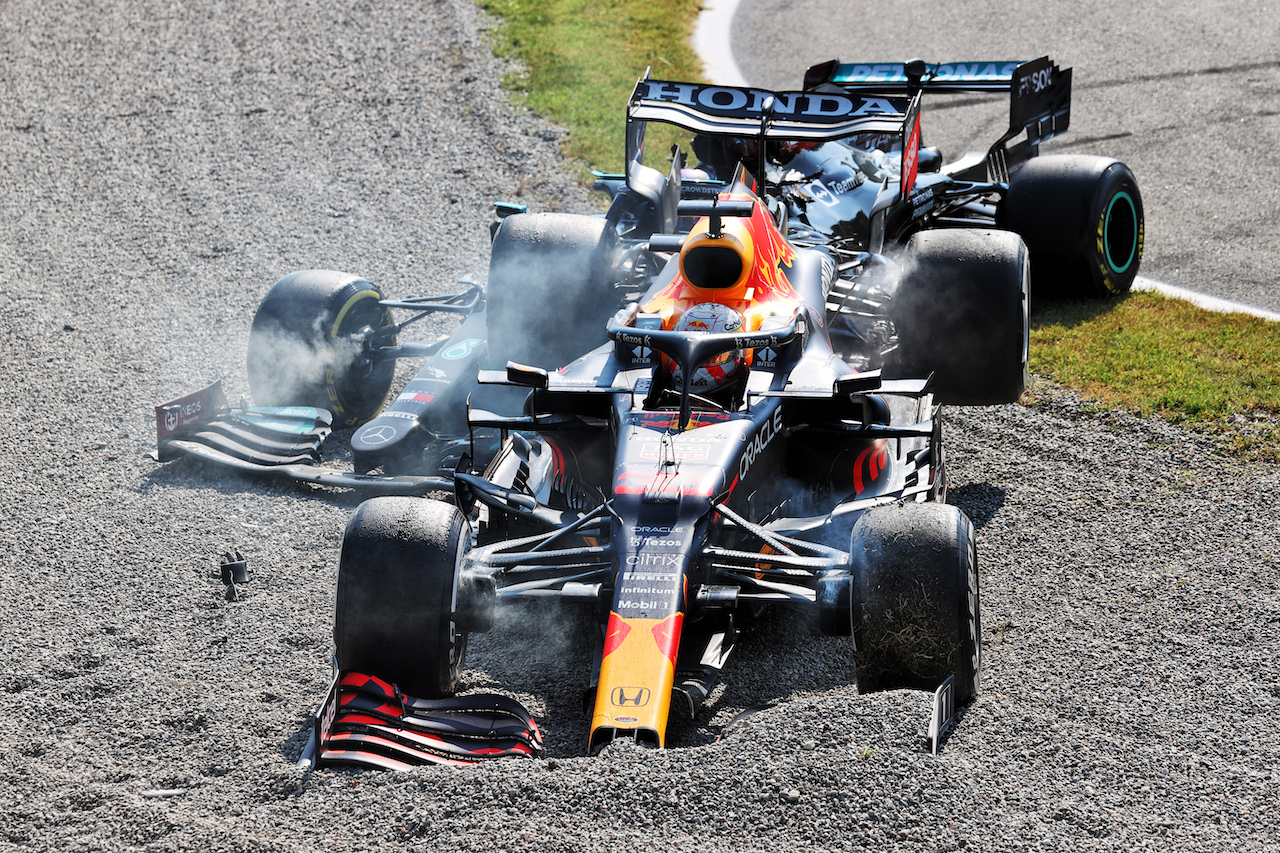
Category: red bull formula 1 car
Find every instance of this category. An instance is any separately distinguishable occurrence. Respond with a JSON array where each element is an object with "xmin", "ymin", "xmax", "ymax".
[{"xmin": 157, "ymin": 58, "xmax": 1142, "ymax": 764}]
